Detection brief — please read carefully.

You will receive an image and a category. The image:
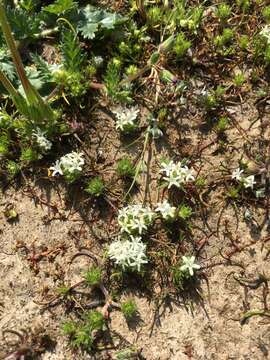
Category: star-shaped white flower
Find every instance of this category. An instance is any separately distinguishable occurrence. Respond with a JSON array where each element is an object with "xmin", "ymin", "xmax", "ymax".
[
  {"xmin": 180, "ymin": 255, "xmax": 200, "ymax": 276},
  {"xmin": 108, "ymin": 235, "xmax": 148, "ymax": 271},
  {"xmin": 243, "ymin": 175, "xmax": 256, "ymax": 189},
  {"xmin": 160, "ymin": 160, "xmax": 175, "ymax": 176},
  {"xmin": 156, "ymin": 200, "xmax": 176, "ymax": 220},
  {"xmin": 113, "ymin": 106, "xmax": 139, "ymax": 132},
  {"xmin": 49, "ymin": 160, "xmax": 63, "ymax": 176},
  {"xmin": 33, "ymin": 128, "xmax": 52, "ymax": 151},
  {"xmin": 231, "ymin": 168, "xmax": 244, "ymax": 181}
]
